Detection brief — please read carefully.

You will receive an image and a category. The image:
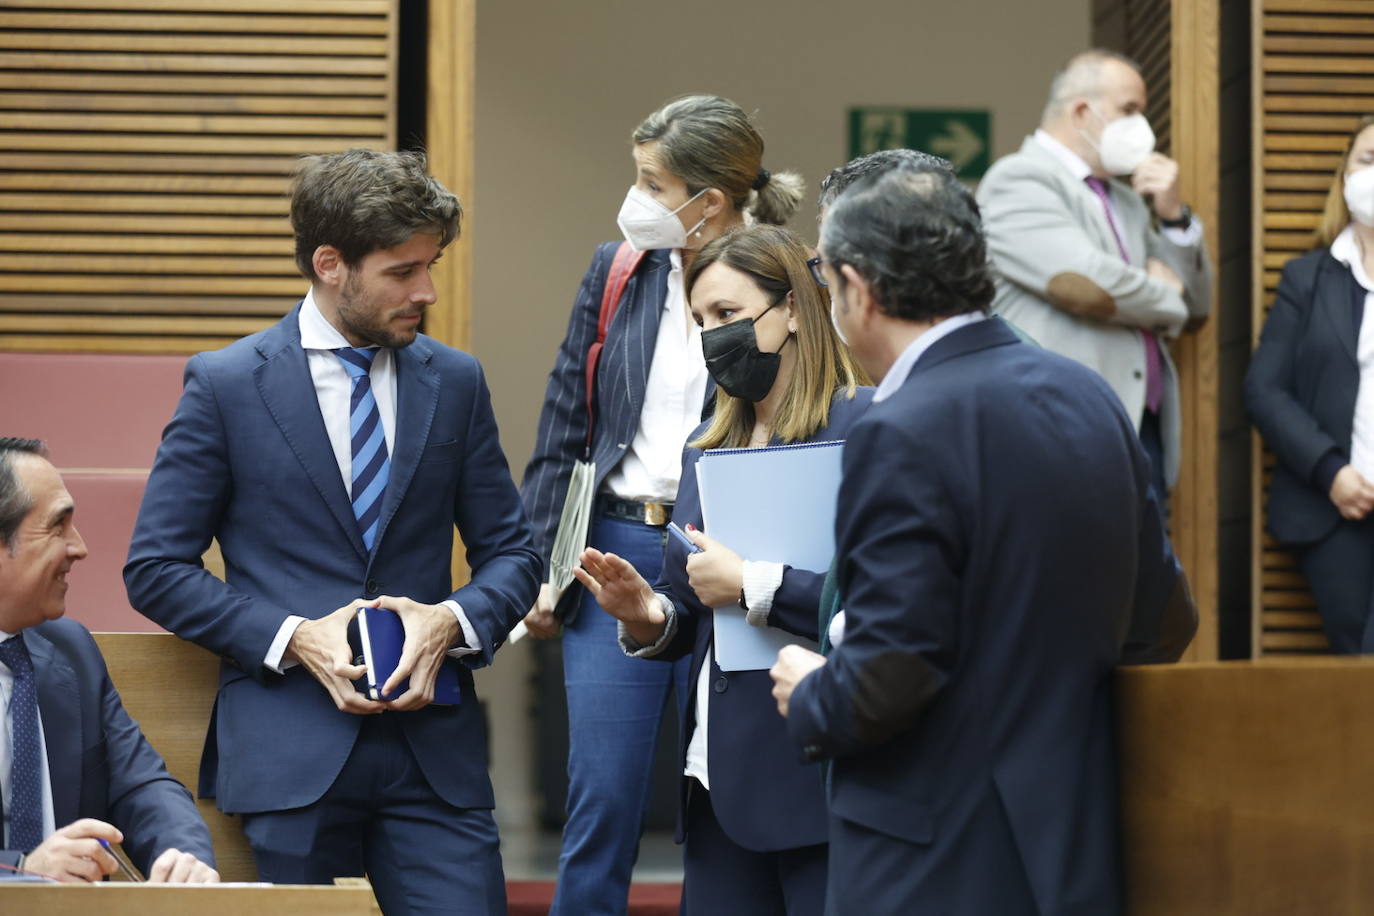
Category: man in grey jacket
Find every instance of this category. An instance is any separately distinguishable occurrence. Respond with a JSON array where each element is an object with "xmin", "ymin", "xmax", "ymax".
[{"xmin": 977, "ymin": 49, "xmax": 1212, "ymax": 506}]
